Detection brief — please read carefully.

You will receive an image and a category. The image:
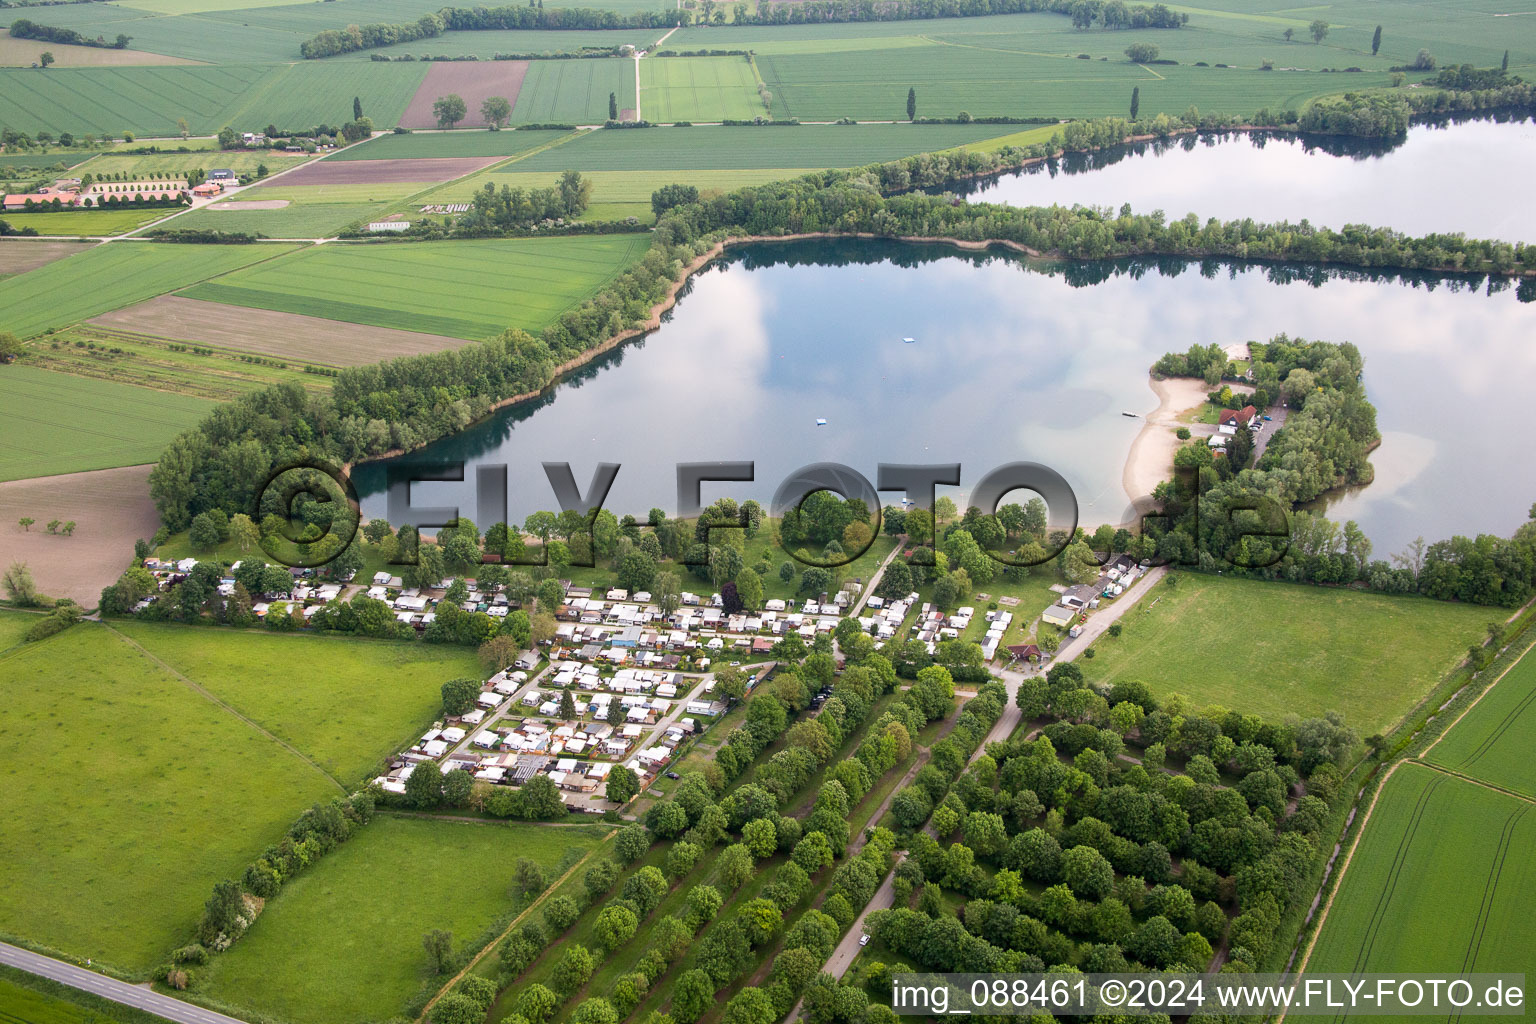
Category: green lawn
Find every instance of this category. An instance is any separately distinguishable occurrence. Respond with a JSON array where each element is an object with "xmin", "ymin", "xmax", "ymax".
[
  {"xmin": 325, "ymin": 128, "xmax": 573, "ymax": 161},
  {"xmin": 0, "ymin": 241, "xmax": 303, "ymax": 338},
  {"xmin": 510, "ymin": 59, "xmax": 636, "ymax": 125},
  {"xmin": 1306, "ymin": 762, "xmax": 1536, "ymax": 993},
  {"xmin": 0, "ymin": 623, "xmax": 340, "ymax": 972},
  {"xmin": 641, "ymin": 56, "xmax": 764, "ymax": 123},
  {"xmin": 179, "ymin": 234, "xmax": 652, "ymax": 339},
  {"xmin": 112, "ymin": 622, "xmax": 484, "ymax": 782},
  {"xmin": 196, "ymin": 815, "xmax": 608, "ymax": 1024},
  {"xmin": 0, "ymin": 208, "xmax": 178, "ymax": 236},
  {"xmin": 1085, "ymin": 573, "xmax": 1495, "ymax": 733},
  {"xmin": 1425, "ymin": 641, "xmax": 1536, "ymax": 798},
  {"xmin": 0, "ymin": 609, "xmax": 38, "ymax": 655},
  {"xmin": 0, "ymin": 967, "xmax": 167, "ymax": 1024},
  {"xmin": 0, "ymin": 365, "xmax": 215, "ymax": 481}
]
